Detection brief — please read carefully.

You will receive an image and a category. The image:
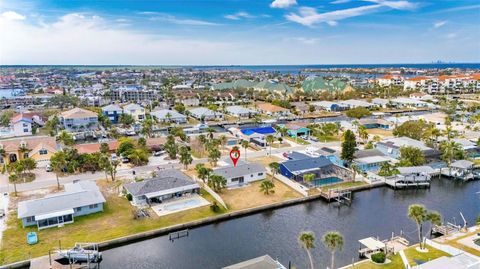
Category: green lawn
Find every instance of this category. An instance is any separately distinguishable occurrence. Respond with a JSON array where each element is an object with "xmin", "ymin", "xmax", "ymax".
[
  {"xmin": 404, "ymin": 245, "xmax": 451, "ymax": 267},
  {"xmin": 0, "ymin": 183, "xmax": 225, "ymax": 265},
  {"xmin": 320, "ymin": 181, "xmax": 367, "ymax": 192},
  {"xmin": 346, "ymin": 253, "xmax": 403, "ymax": 269},
  {"xmin": 315, "ymin": 134, "xmax": 342, "ymax": 142}
]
